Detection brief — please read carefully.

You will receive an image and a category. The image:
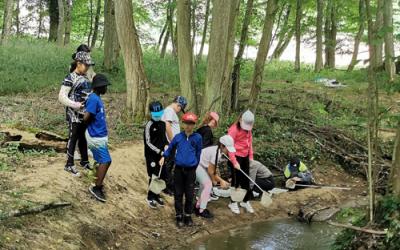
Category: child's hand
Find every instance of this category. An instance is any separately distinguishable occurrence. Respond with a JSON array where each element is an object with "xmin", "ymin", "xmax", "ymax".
[
  {"xmin": 220, "ymin": 180, "xmax": 229, "ymax": 189},
  {"xmin": 159, "ymin": 157, "xmax": 165, "ymax": 167},
  {"xmin": 292, "ymin": 177, "xmax": 302, "ymax": 182},
  {"xmin": 234, "ymin": 163, "xmax": 241, "ymax": 170}
]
